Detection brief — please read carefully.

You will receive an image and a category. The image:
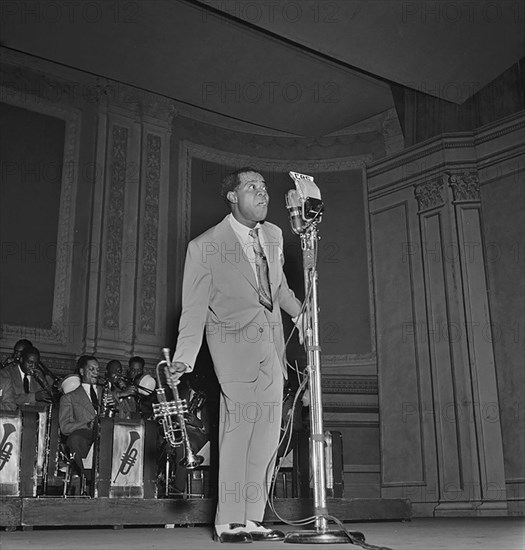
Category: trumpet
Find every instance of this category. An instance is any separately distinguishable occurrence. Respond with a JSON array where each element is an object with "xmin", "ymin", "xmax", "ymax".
[
  {"xmin": 152, "ymin": 348, "xmax": 204, "ymax": 469},
  {"xmin": 113, "ymin": 430, "xmax": 140, "ymax": 482},
  {"xmin": 0, "ymin": 423, "xmax": 16, "ymax": 471}
]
